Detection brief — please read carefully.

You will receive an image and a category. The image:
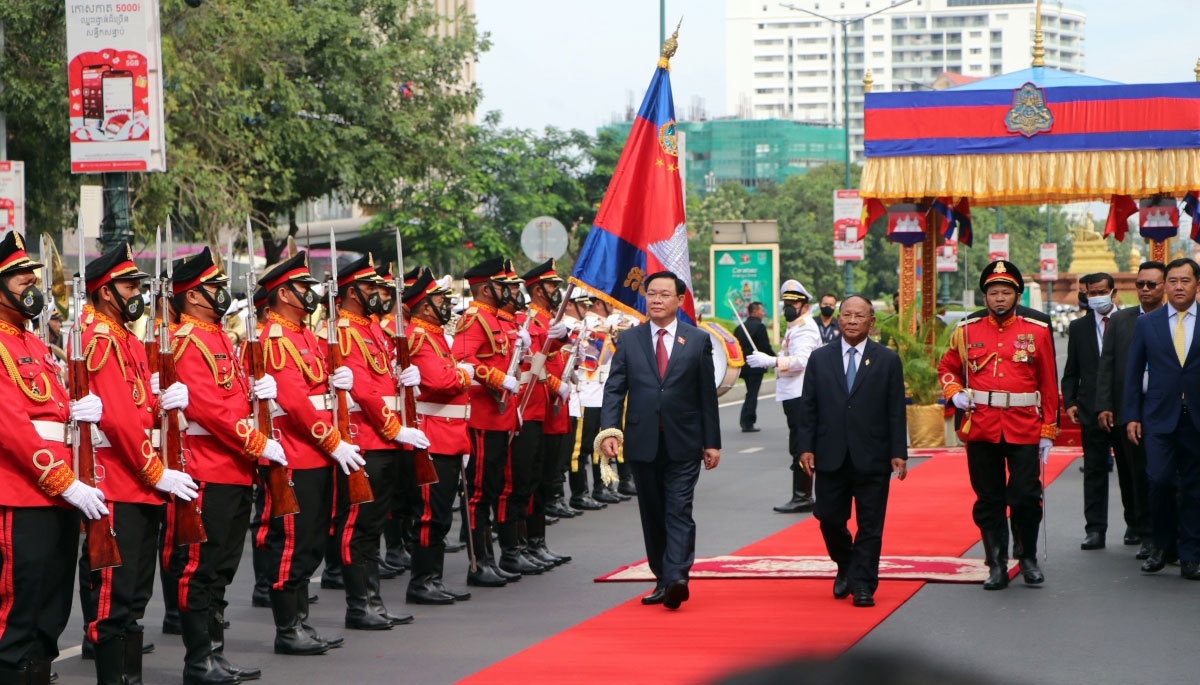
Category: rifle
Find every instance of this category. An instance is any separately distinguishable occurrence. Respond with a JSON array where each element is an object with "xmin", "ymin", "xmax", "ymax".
[
  {"xmin": 552, "ymin": 321, "xmax": 589, "ymax": 416},
  {"xmin": 150, "ymin": 223, "xmax": 206, "ymax": 544},
  {"xmin": 245, "ymin": 219, "xmax": 300, "ymax": 517},
  {"xmin": 71, "ymin": 215, "xmax": 121, "ymax": 570},
  {"xmin": 516, "ymin": 282, "xmax": 576, "ymax": 417},
  {"xmin": 497, "ymin": 315, "xmax": 531, "ymax": 414},
  {"xmin": 38, "ymin": 235, "xmax": 54, "ymax": 343},
  {"xmin": 395, "ymin": 231, "xmax": 438, "ymax": 486},
  {"xmin": 327, "ymin": 228, "xmax": 373, "ymax": 505}
]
